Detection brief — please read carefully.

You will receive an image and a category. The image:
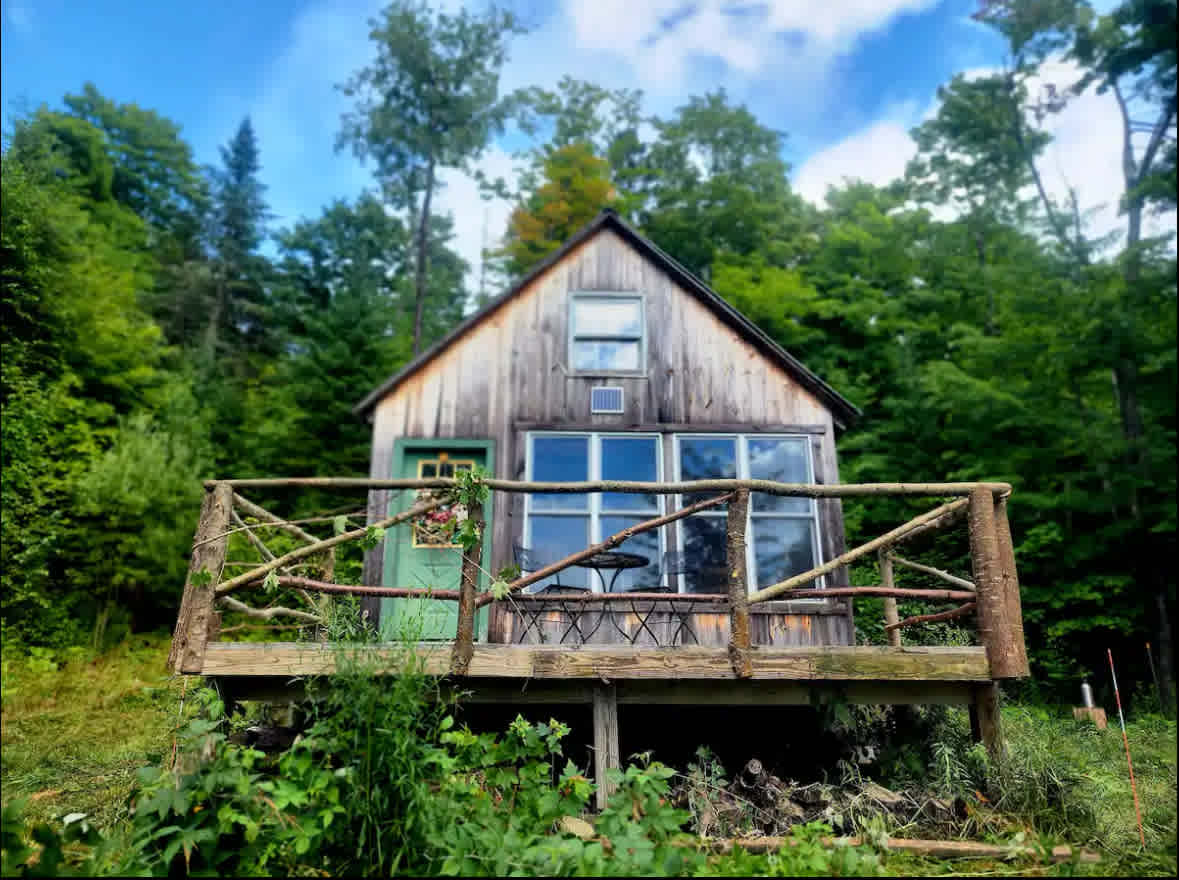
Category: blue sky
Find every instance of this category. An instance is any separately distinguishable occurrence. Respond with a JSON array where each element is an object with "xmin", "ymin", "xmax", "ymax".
[{"xmin": 2, "ymin": 0, "xmax": 1154, "ymax": 278}]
